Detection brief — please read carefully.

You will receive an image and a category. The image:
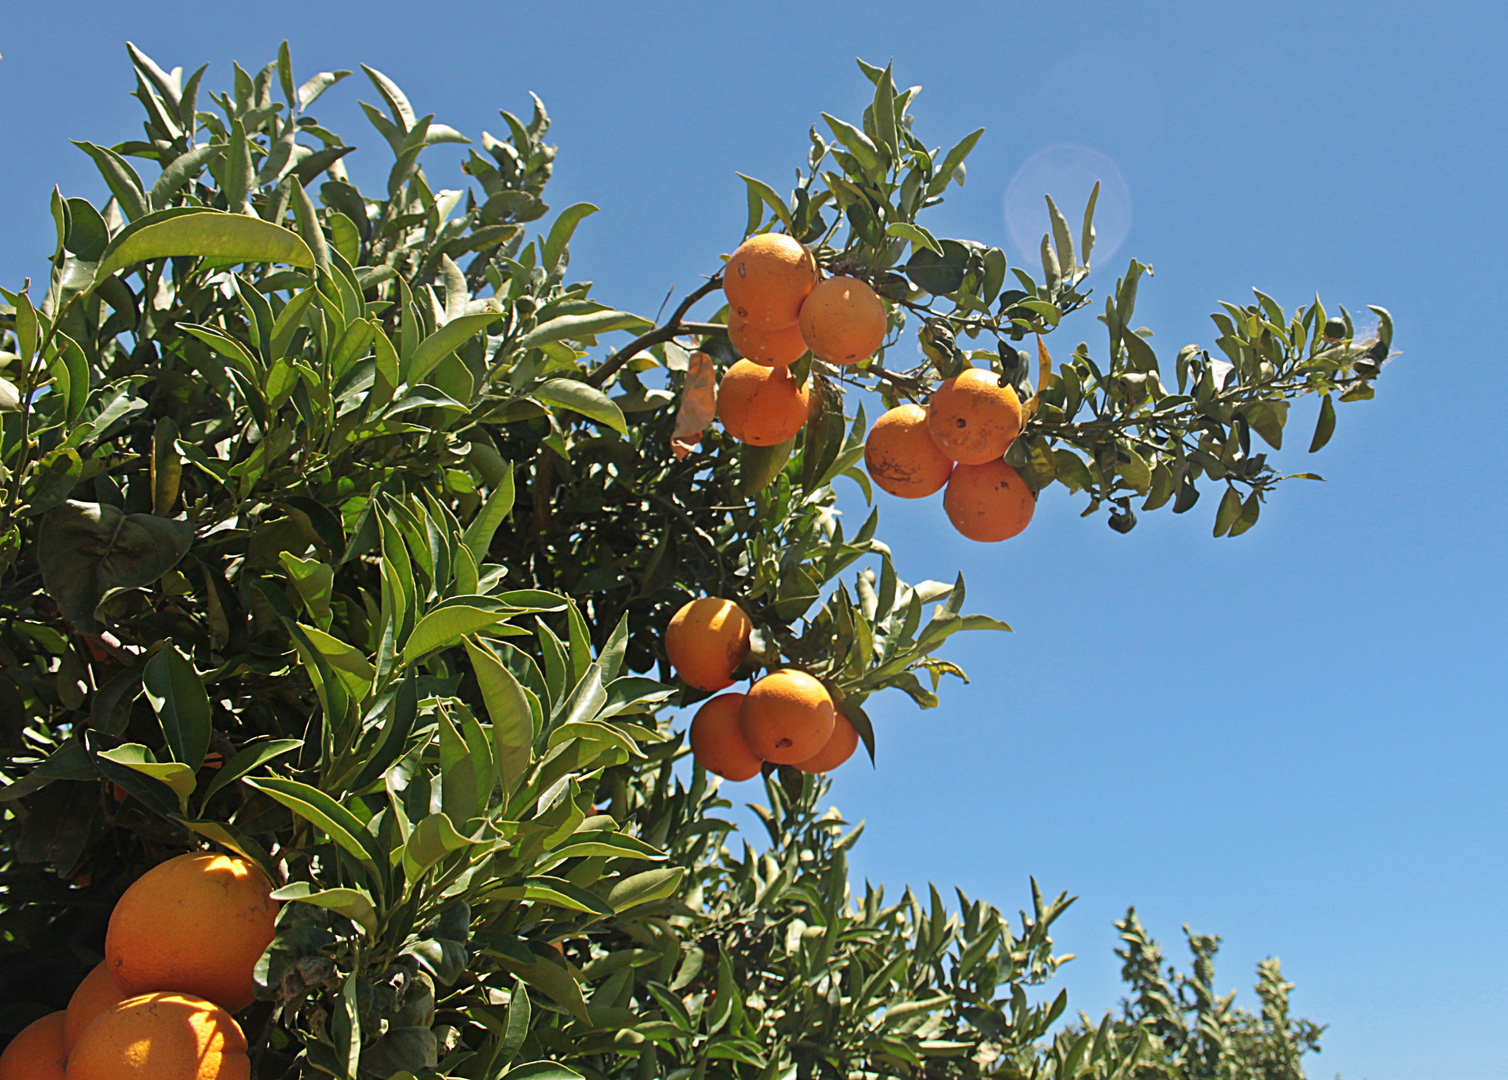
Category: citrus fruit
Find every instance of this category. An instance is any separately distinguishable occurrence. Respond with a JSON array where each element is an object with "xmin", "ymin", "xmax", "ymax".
[
  {"xmin": 65, "ymin": 993, "xmax": 249, "ymax": 1080},
  {"xmin": 0, "ymin": 1011, "xmax": 68, "ymax": 1080},
  {"xmin": 943, "ymin": 460, "xmax": 1035, "ymax": 542},
  {"xmin": 65, "ymin": 962, "xmax": 129, "ymax": 1053},
  {"xmin": 665, "ymin": 597, "xmax": 752, "ymax": 691},
  {"xmin": 798, "ymin": 276, "xmax": 887, "ymax": 365},
  {"xmin": 105, "ymin": 852, "xmax": 278, "ymax": 1013},
  {"xmin": 927, "ymin": 367, "xmax": 1024, "ymax": 465},
  {"xmin": 718, "ymin": 359, "xmax": 811, "ymax": 446},
  {"xmin": 794, "ymin": 710, "xmax": 860, "ymax": 774},
  {"xmin": 689, "ymin": 693, "xmax": 763, "ymax": 781},
  {"xmin": 739, "ymin": 670, "xmax": 836, "ymax": 765},
  {"xmin": 728, "ymin": 312, "xmax": 809, "ymax": 367},
  {"xmin": 864, "ymin": 403, "xmax": 955, "ymax": 498},
  {"xmin": 722, "ymin": 233, "xmax": 818, "ymax": 330}
]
